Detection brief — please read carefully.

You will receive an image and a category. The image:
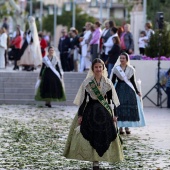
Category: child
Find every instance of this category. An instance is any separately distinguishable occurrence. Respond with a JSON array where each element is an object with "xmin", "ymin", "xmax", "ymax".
[{"xmin": 138, "ymin": 31, "xmax": 147, "ymax": 55}]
